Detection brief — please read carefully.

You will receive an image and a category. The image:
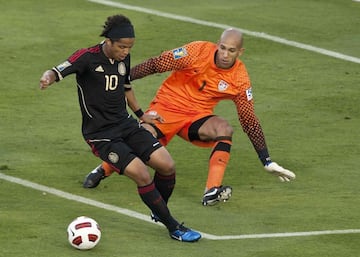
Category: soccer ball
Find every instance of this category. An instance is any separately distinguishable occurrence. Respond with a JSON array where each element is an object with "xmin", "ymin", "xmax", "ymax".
[{"xmin": 67, "ymin": 216, "xmax": 101, "ymax": 250}]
